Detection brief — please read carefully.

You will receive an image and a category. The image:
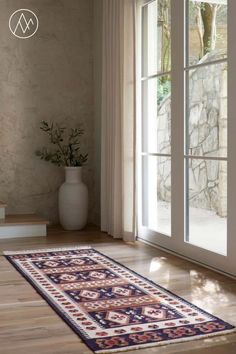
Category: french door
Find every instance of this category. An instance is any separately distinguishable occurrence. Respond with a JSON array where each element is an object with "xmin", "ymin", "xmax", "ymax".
[{"xmin": 137, "ymin": 0, "xmax": 236, "ymax": 276}]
